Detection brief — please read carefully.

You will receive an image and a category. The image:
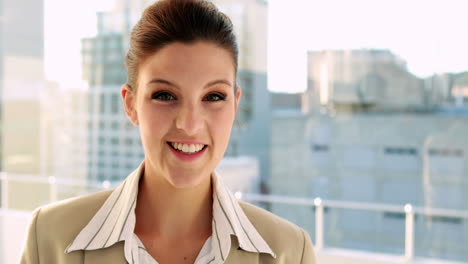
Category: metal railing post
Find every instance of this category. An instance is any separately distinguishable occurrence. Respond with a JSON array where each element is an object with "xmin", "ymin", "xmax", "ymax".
[
  {"xmin": 404, "ymin": 204, "xmax": 414, "ymax": 260},
  {"xmin": 314, "ymin": 198, "xmax": 324, "ymax": 250}
]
